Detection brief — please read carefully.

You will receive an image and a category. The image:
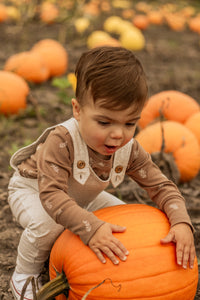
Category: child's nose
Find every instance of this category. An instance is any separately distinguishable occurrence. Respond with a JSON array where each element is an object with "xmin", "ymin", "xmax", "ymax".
[{"xmin": 110, "ymin": 127, "xmax": 123, "ymax": 139}]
